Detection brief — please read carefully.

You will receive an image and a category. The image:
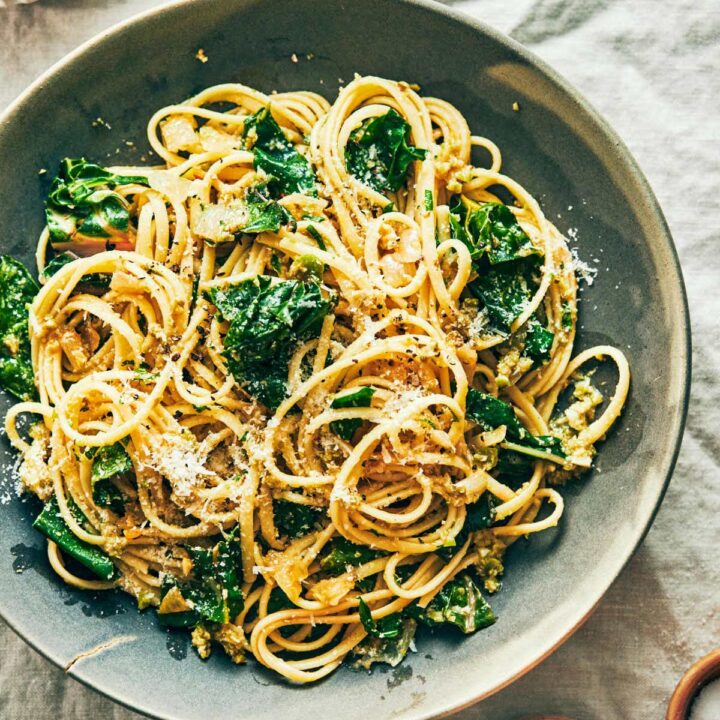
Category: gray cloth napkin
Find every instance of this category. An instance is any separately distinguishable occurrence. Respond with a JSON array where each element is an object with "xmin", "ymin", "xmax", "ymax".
[{"xmin": 1, "ymin": 1, "xmax": 718, "ymax": 718}]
